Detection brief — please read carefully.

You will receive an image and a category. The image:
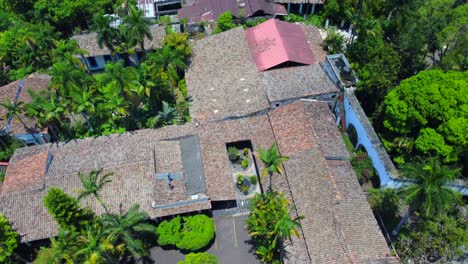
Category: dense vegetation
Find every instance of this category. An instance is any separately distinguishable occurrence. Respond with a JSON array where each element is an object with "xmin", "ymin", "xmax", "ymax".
[
  {"xmin": 310, "ymin": 1, "xmax": 467, "ymax": 261},
  {"xmin": 246, "ymin": 143, "xmax": 304, "ymax": 263},
  {"xmin": 0, "ymin": 213, "xmax": 19, "ymax": 263},
  {"xmin": 36, "ymin": 169, "xmax": 158, "ymax": 263},
  {"xmin": 0, "ymin": 0, "xmax": 191, "ymax": 142},
  {"xmin": 380, "ymin": 70, "xmax": 467, "ymax": 174}
]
